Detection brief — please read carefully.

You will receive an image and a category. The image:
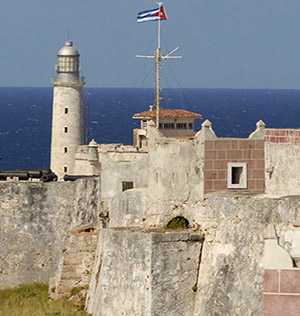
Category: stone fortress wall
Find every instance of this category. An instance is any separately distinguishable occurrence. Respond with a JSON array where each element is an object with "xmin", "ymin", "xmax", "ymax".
[
  {"xmin": 265, "ymin": 128, "xmax": 300, "ymax": 197},
  {"xmin": 3, "ymin": 120, "xmax": 300, "ymax": 315},
  {"xmin": 87, "ymin": 193, "xmax": 300, "ymax": 316},
  {"xmin": 0, "ymin": 178, "xmax": 100, "ymax": 288},
  {"xmin": 2, "ymin": 179, "xmax": 300, "ymax": 315},
  {"xmin": 79, "ymin": 120, "xmax": 300, "ymax": 315}
]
